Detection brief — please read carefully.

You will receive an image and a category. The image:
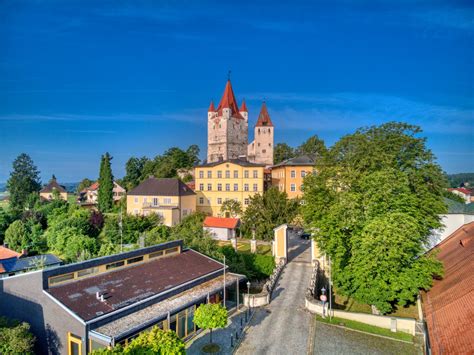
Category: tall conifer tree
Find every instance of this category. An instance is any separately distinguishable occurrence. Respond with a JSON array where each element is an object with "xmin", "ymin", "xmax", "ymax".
[
  {"xmin": 7, "ymin": 153, "xmax": 41, "ymax": 211},
  {"xmin": 98, "ymin": 153, "xmax": 114, "ymax": 212}
]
